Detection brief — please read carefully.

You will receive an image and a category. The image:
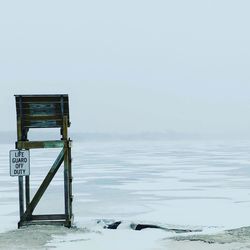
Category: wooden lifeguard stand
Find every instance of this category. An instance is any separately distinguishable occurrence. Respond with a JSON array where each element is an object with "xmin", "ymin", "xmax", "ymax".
[{"xmin": 14, "ymin": 94, "xmax": 73, "ymax": 228}]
